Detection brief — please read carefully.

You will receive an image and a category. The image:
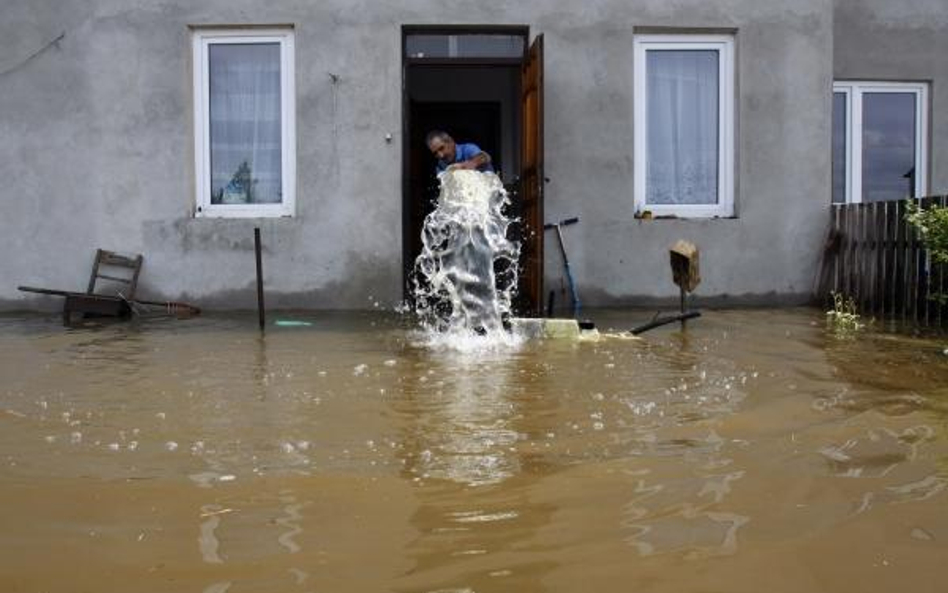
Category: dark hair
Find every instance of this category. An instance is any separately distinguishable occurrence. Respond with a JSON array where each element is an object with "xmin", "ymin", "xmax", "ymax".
[{"xmin": 425, "ymin": 130, "xmax": 452, "ymax": 145}]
